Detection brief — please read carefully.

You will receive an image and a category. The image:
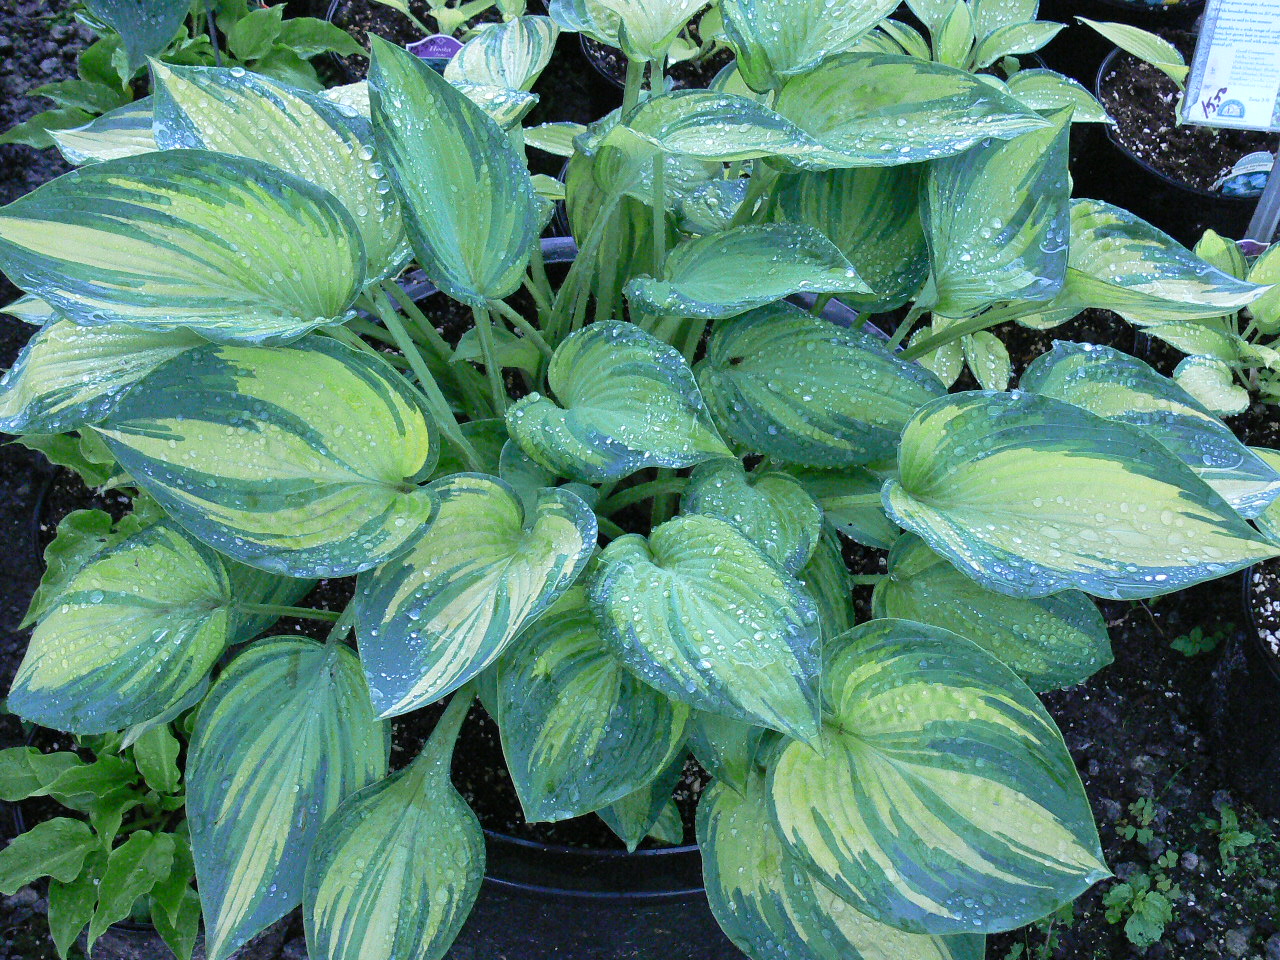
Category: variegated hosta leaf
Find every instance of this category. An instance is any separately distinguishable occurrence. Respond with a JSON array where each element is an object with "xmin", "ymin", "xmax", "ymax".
[
  {"xmin": 547, "ymin": 0, "xmax": 620, "ymax": 45},
  {"xmin": 680, "ymin": 178, "xmax": 750, "ymax": 235},
  {"xmin": 683, "ymin": 459, "xmax": 822, "ymax": 573},
  {"xmin": 98, "ymin": 338, "xmax": 438, "ymax": 578},
  {"xmin": 369, "ymin": 36, "xmax": 545, "ymax": 307},
  {"xmin": 773, "ymin": 54, "xmax": 1050, "ymax": 167},
  {"xmin": 597, "ymin": 757, "xmax": 685, "ymax": 851},
  {"xmin": 0, "ymin": 150, "xmax": 366, "ymax": 344},
  {"xmin": 50, "ymin": 97, "xmax": 157, "ymax": 165},
  {"xmin": 151, "ymin": 63, "xmax": 409, "ymax": 281},
  {"xmin": 787, "ymin": 466, "xmax": 900, "ymax": 549},
  {"xmin": 797, "ymin": 529, "xmax": 855, "ymax": 641},
  {"xmin": 1253, "ymin": 448, "xmax": 1280, "ymax": 543},
  {"xmin": 507, "ymin": 322, "xmax": 730, "ymax": 482},
  {"xmin": 1066, "ymin": 200, "xmax": 1270, "ymax": 323},
  {"xmin": 771, "ymin": 166, "xmax": 928, "ymax": 313},
  {"xmin": 626, "ymin": 224, "xmax": 868, "ymax": 320},
  {"xmin": 304, "ymin": 701, "xmax": 483, "ymax": 960},
  {"xmin": 0, "ymin": 319, "xmax": 203, "ymax": 434},
  {"xmin": 720, "ymin": 0, "xmax": 900, "ymax": 92},
  {"xmin": 593, "ymin": 0, "xmax": 709, "ymax": 60},
  {"xmin": 697, "ymin": 301, "xmax": 946, "ymax": 466},
  {"xmin": 84, "ymin": 0, "xmax": 186, "ymax": 71},
  {"xmin": 923, "ymin": 108, "xmax": 1071, "ymax": 318},
  {"xmin": 9, "ymin": 522, "xmax": 230, "ymax": 735},
  {"xmin": 882, "ymin": 391, "xmax": 1280, "ymax": 600},
  {"xmin": 189, "ymin": 640, "xmax": 387, "ymax": 960},
  {"xmin": 872, "ymin": 535, "xmax": 1113, "ymax": 692},
  {"xmin": 769, "ymin": 619, "xmax": 1108, "ymax": 935},
  {"xmin": 1022, "ymin": 341, "xmax": 1280, "ymax": 518},
  {"xmin": 1, "ymin": 293, "xmax": 57, "ymax": 325},
  {"xmin": 356, "ymin": 475, "xmax": 596, "ymax": 718},
  {"xmin": 1173, "ymin": 355, "xmax": 1250, "ymax": 418},
  {"xmin": 686, "ymin": 710, "xmax": 765, "ymax": 793},
  {"xmin": 700, "ymin": 770, "xmax": 985, "ymax": 960},
  {"xmin": 1005, "ymin": 69, "xmax": 1110, "ymax": 123},
  {"xmin": 445, "ymin": 16, "xmax": 559, "ymax": 92},
  {"xmin": 591, "ymin": 514, "xmax": 822, "ymax": 742},
  {"xmin": 496, "ymin": 588, "xmax": 690, "ymax": 821}
]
